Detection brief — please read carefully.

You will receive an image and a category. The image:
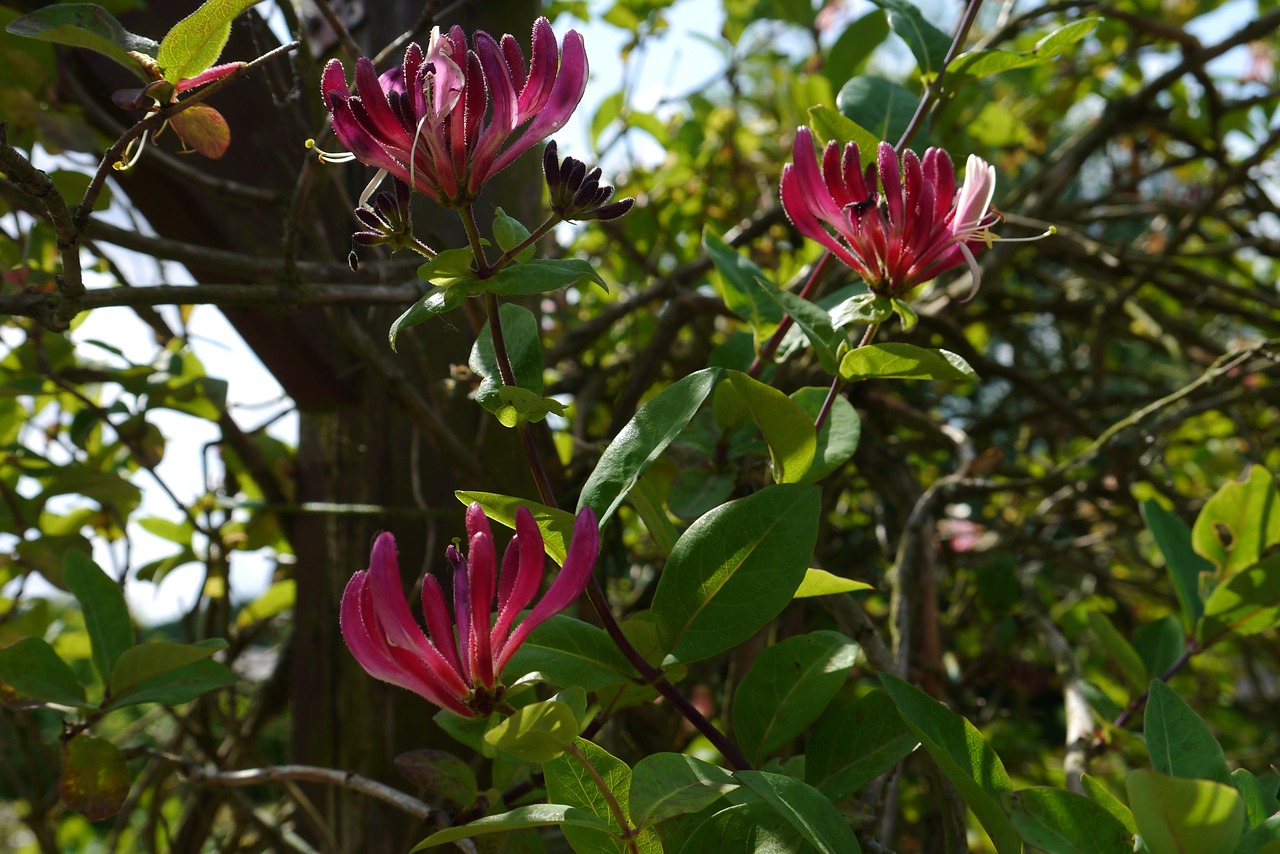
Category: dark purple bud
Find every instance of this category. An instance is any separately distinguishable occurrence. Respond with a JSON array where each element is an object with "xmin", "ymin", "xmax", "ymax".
[
  {"xmin": 543, "ymin": 141, "xmax": 560, "ymax": 190},
  {"xmin": 581, "ymin": 197, "xmax": 634, "ymax": 221}
]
